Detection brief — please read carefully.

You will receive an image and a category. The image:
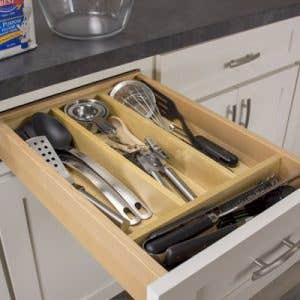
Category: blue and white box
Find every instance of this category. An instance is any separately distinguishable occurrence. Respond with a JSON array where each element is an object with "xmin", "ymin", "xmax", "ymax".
[{"xmin": 0, "ymin": 0, "xmax": 37, "ymax": 60}]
